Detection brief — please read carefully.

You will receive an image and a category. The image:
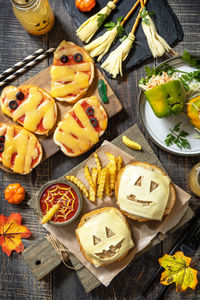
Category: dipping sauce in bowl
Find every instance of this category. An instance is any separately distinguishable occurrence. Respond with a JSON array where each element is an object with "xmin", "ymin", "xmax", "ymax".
[{"xmin": 39, "ymin": 180, "xmax": 82, "ymax": 225}]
